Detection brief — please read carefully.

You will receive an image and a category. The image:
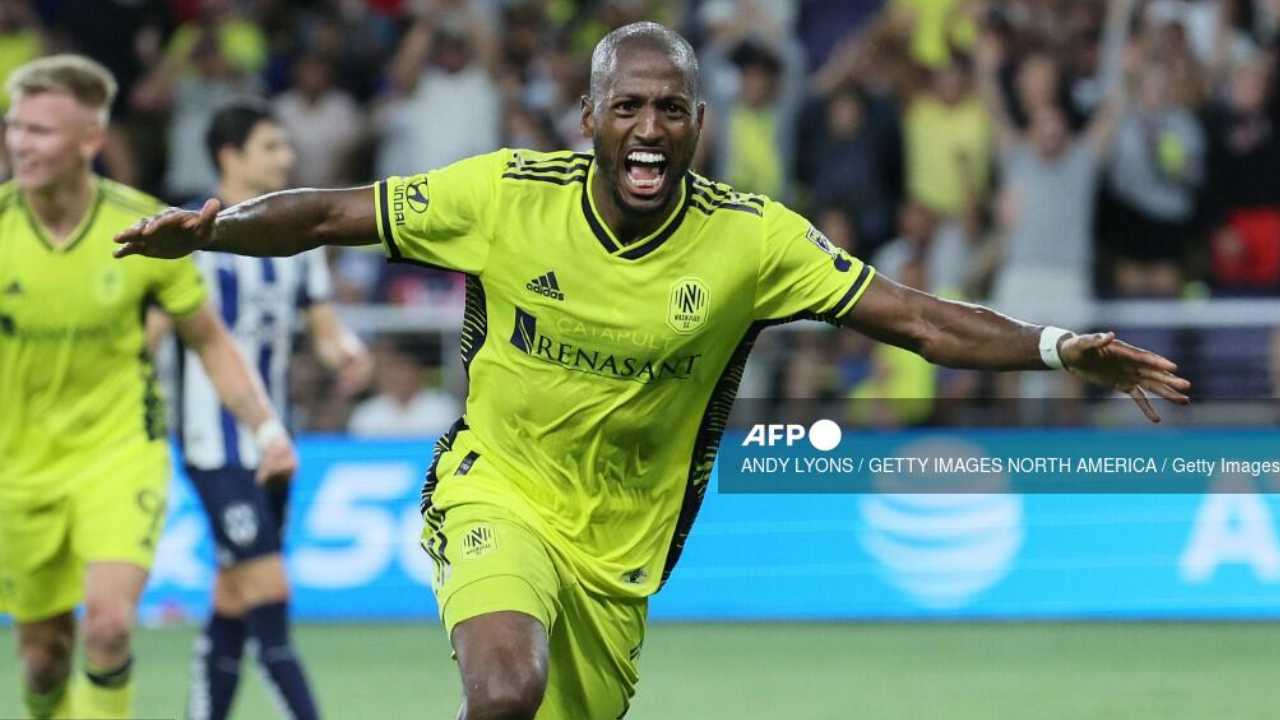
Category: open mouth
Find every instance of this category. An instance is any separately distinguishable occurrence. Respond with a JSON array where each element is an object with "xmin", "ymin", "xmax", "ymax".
[{"xmin": 622, "ymin": 149, "xmax": 667, "ymax": 199}]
